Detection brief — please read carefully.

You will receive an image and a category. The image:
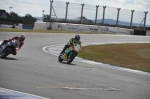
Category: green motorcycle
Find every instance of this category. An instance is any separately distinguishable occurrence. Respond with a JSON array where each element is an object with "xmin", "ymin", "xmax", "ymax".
[{"xmin": 58, "ymin": 43, "xmax": 81, "ymax": 64}]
